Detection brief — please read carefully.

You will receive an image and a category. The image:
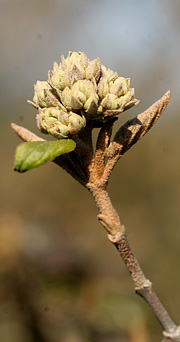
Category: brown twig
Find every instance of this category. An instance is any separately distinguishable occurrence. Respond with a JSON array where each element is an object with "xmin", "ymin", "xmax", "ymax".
[{"xmin": 87, "ymin": 183, "xmax": 179, "ymax": 338}]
